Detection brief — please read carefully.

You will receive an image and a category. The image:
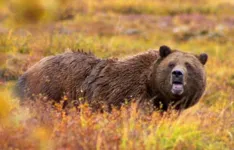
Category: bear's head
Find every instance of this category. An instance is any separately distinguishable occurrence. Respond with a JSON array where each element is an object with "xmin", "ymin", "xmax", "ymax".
[{"xmin": 151, "ymin": 45, "xmax": 208, "ymax": 110}]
